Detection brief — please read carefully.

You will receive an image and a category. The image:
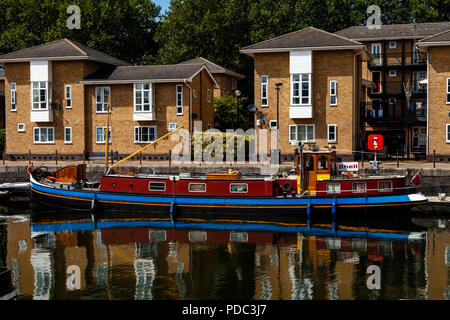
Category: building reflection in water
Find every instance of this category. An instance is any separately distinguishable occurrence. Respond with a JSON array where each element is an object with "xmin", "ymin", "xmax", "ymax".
[{"xmin": 1, "ymin": 210, "xmax": 449, "ymax": 300}]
